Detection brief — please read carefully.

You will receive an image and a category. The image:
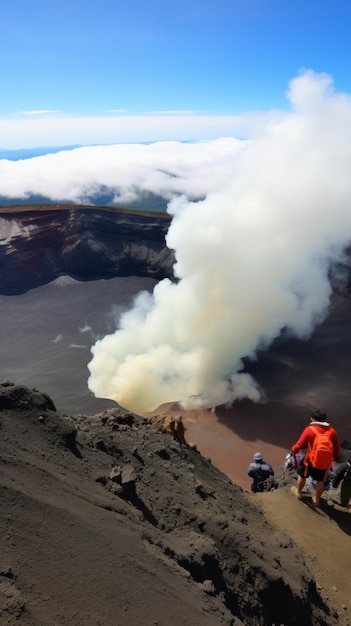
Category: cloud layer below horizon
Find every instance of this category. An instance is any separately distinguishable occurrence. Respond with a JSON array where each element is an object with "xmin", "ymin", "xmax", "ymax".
[
  {"xmin": 0, "ymin": 135, "xmax": 247, "ymax": 206},
  {"xmin": 3, "ymin": 70, "xmax": 351, "ymax": 413}
]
